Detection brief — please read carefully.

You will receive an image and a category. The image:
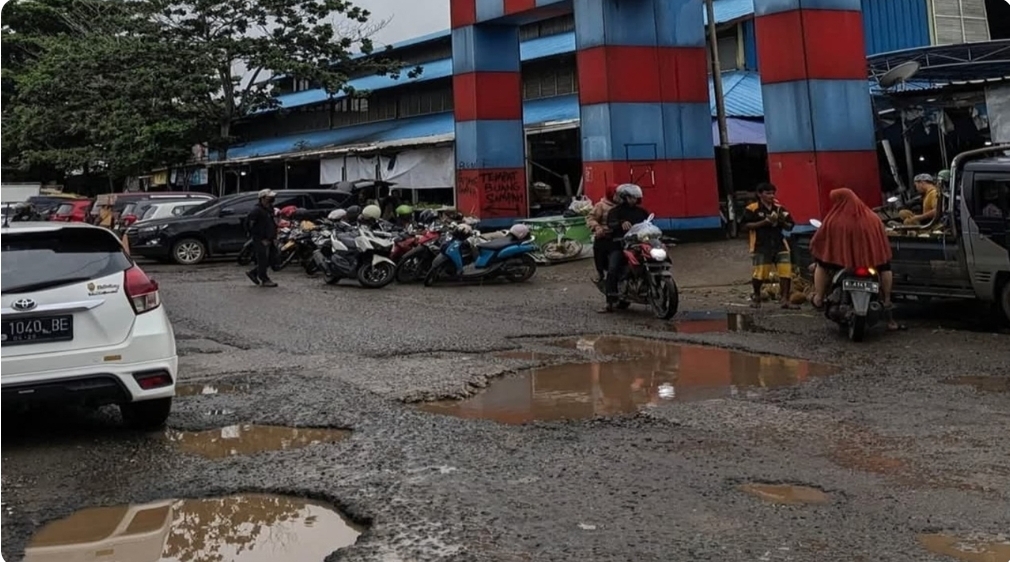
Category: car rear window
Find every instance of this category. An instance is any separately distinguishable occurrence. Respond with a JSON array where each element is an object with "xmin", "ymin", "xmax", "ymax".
[
  {"xmin": 55, "ymin": 203, "xmax": 74, "ymax": 215},
  {"xmin": 1, "ymin": 228, "xmax": 132, "ymax": 294}
]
